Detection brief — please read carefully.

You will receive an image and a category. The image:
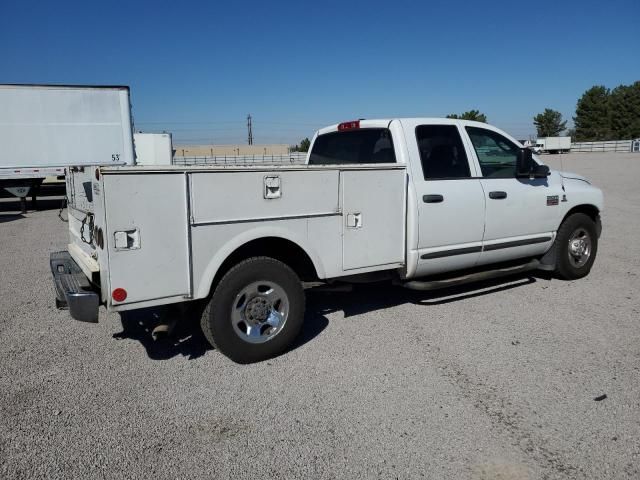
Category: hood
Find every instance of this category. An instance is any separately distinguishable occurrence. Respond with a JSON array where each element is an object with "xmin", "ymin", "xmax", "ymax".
[{"xmin": 559, "ymin": 171, "xmax": 590, "ymax": 184}]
